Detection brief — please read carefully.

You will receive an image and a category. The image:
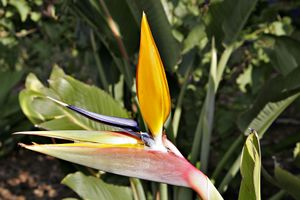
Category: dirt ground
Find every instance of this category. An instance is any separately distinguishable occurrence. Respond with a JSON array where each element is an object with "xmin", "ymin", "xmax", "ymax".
[{"xmin": 0, "ymin": 149, "xmax": 77, "ymax": 200}]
